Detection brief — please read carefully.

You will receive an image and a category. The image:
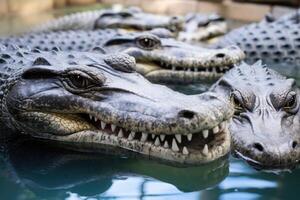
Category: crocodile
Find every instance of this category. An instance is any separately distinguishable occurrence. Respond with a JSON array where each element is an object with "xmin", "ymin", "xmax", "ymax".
[
  {"xmin": 31, "ymin": 7, "xmax": 183, "ymax": 34},
  {"xmin": 0, "ymin": 45, "xmax": 233, "ymax": 164},
  {"xmin": 178, "ymin": 13, "xmax": 227, "ymax": 43},
  {"xmin": 210, "ymin": 61, "xmax": 300, "ymax": 169},
  {"xmin": 215, "ymin": 10, "xmax": 300, "ymax": 79},
  {"xmin": 0, "ymin": 29, "xmax": 245, "ymax": 83}
]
